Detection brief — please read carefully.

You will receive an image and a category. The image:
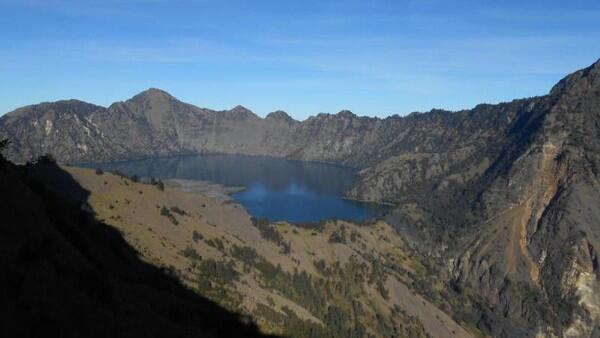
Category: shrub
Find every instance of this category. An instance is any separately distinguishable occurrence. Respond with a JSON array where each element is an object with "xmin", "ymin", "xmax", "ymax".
[
  {"xmin": 160, "ymin": 206, "xmax": 179, "ymax": 225},
  {"xmin": 328, "ymin": 225, "xmax": 347, "ymax": 244},
  {"xmin": 376, "ymin": 279, "xmax": 389, "ymax": 300},
  {"xmin": 111, "ymin": 169, "xmax": 125, "ymax": 178},
  {"xmin": 95, "ymin": 168, "xmax": 104, "ymax": 175},
  {"xmin": 294, "ymin": 220, "xmax": 326, "ymax": 231},
  {"xmin": 196, "ymin": 258, "xmax": 238, "ymax": 285},
  {"xmin": 192, "ymin": 230, "xmax": 203, "ymax": 242},
  {"xmin": 313, "ymin": 259, "xmax": 328, "ymax": 275},
  {"xmin": 350, "ymin": 230, "xmax": 360, "ymax": 243},
  {"xmin": 281, "ymin": 241, "xmax": 291, "ymax": 255},
  {"xmin": 182, "ymin": 246, "xmax": 201, "ymax": 261},
  {"xmin": 170, "ymin": 206, "xmax": 187, "ymax": 216},
  {"xmin": 205, "ymin": 238, "xmax": 225, "ymax": 251},
  {"xmin": 251, "ymin": 217, "xmax": 289, "ymax": 253},
  {"xmin": 231, "ymin": 245, "xmax": 258, "ymax": 265},
  {"xmin": 328, "ymin": 230, "xmax": 345, "ymax": 243}
]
